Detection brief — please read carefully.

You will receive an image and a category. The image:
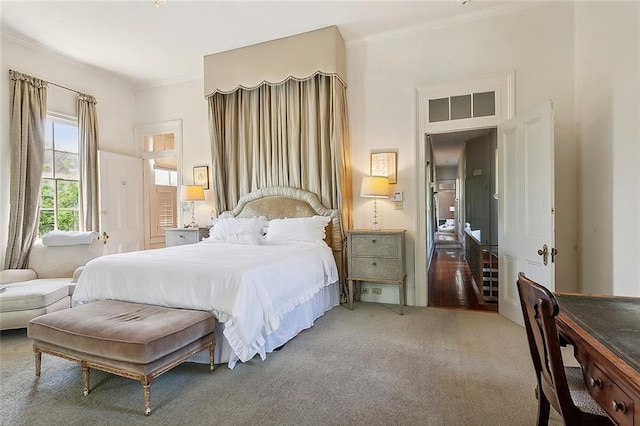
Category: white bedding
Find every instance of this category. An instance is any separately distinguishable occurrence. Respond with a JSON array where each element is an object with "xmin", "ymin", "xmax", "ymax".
[{"xmin": 72, "ymin": 240, "xmax": 338, "ymax": 368}]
